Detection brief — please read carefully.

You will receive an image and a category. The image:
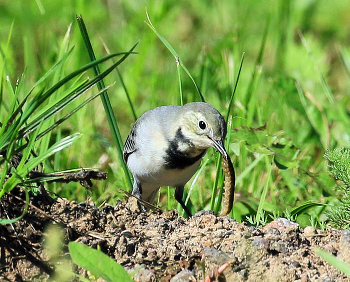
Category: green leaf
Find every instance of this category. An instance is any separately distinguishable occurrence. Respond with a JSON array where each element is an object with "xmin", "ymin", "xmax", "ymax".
[
  {"xmin": 68, "ymin": 242, "xmax": 133, "ymax": 282},
  {"xmin": 317, "ymin": 248, "xmax": 350, "ymax": 276},
  {"xmin": 231, "ymin": 125, "xmax": 273, "ymax": 154},
  {"xmin": 289, "ymin": 201, "xmax": 325, "ymax": 217},
  {"xmin": 272, "ymin": 143, "xmax": 300, "ymax": 170},
  {"xmin": 231, "ymin": 125, "xmax": 267, "ymax": 145}
]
